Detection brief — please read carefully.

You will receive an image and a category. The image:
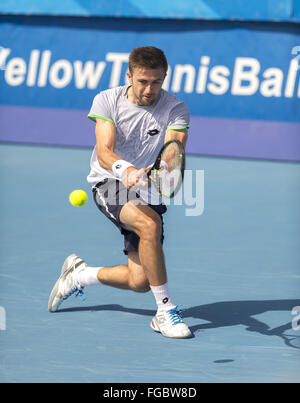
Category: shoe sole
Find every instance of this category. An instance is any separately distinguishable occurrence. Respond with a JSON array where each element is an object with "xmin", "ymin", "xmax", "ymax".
[{"xmin": 48, "ymin": 254, "xmax": 78, "ymax": 312}]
